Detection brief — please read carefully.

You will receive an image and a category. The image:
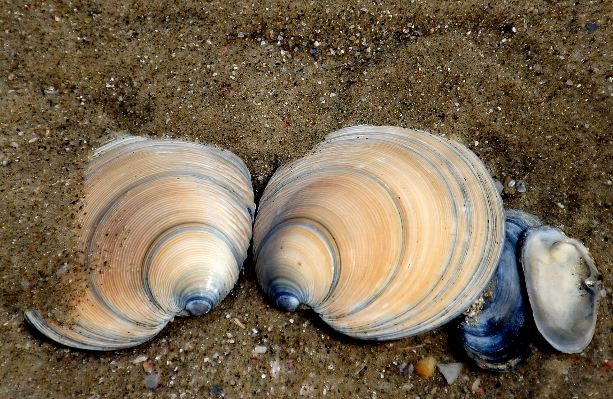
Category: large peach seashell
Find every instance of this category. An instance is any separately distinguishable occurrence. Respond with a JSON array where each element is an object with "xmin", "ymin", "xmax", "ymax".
[
  {"xmin": 253, "ymin": 126, "xmax": 505, "ymax": 340},
  {"xmin": 25, "ymin": 136, "xmax": 254, "ymax": 350}
]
